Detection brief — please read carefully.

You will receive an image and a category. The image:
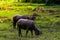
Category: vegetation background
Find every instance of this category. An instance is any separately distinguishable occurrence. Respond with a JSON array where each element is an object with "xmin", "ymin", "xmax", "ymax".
[{"xmin": 0, "ymin": 0, "xmax": 60, "ymax": 40}]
